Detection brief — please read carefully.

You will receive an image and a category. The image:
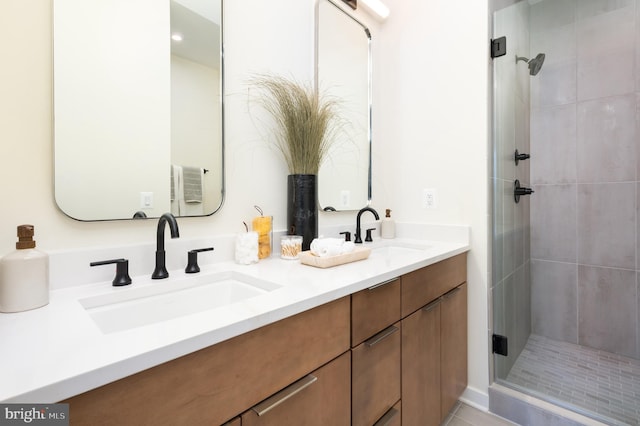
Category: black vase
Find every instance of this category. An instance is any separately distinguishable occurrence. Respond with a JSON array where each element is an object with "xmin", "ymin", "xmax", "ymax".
[{"xmin": 287, "ymin": 174, "xmax": 318, "ymax": 251}]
